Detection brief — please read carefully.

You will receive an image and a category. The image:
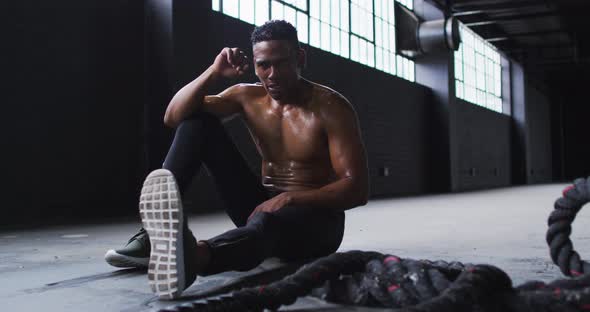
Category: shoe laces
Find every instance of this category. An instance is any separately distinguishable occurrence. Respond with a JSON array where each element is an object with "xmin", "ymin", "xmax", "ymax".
[{"xmin": 127, "ymin": 228, "xmax": 149, "ymax": 246}]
